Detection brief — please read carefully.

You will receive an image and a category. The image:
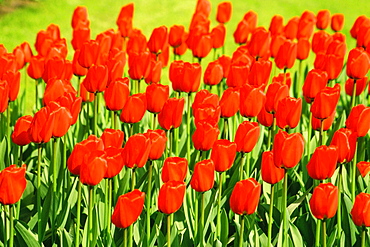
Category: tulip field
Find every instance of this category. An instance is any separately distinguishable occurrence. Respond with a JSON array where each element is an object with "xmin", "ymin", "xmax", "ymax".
[{"xmin": 1, "ymin": 0, "xmax": 370, "ymax": 247}]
